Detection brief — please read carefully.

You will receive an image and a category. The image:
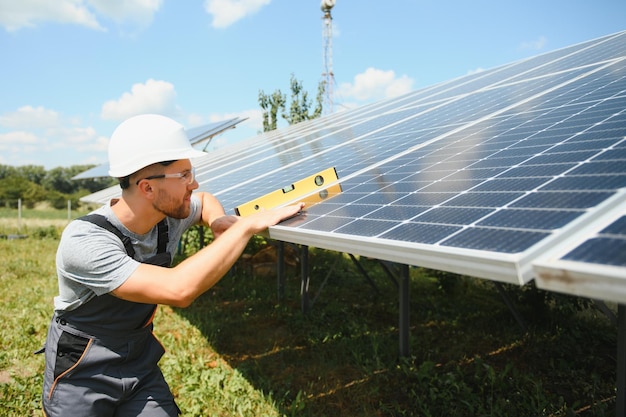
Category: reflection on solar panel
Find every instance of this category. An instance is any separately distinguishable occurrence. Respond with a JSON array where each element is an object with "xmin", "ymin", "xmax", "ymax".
[{"xmin": 83, "ymin": 31, "xmax": 626, "ymax": 294}]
